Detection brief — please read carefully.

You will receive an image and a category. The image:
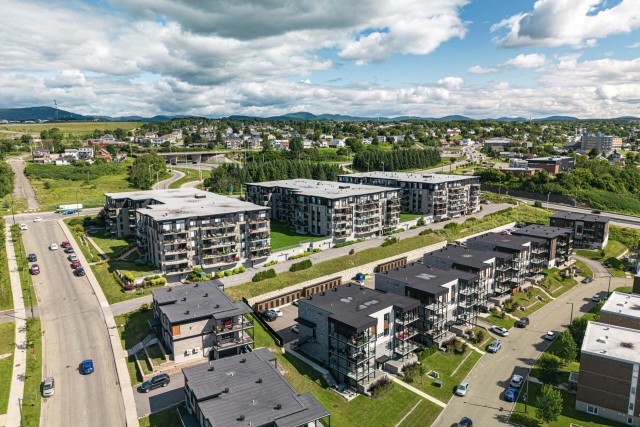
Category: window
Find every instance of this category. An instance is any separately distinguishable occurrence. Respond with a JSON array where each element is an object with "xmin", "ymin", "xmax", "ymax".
[
  {"xmin": 383, "ymin": 313, "xmax": 389, "ymax": 336},
  {"xmin": 587, "ymin": 406, "xmax": 598, "ymax": 415},
  {"xmin": 171, "ymin": 325, "xmax": 181, "ymax": 336},
  {"xmin": 629, "ymin": 418, "xmax": 633, "ymax": 425}
]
